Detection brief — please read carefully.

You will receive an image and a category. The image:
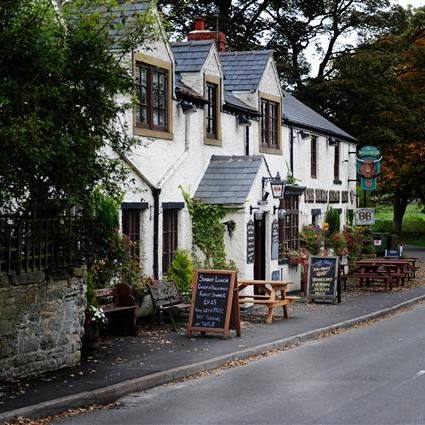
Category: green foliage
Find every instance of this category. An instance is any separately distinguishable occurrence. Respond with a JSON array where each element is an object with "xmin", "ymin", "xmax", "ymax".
[
  {"xmin": 181, "ymin": 188, "xmax": 236, "ymax": 270},
  {"xmin": 304, "ymin": 8, "xmax": 425, "ymax": 232},
  {"xmin": 0, "ymin": 0, "xmax": 157, "ymax": 212},
  {"xmin": 86, "ymin": 271, "xmax": 98, "ymax": 308},
  {"xmin": 299, "ymin": 225, "xmax": 323, "ymax": 255},
  {"xmin": 327, "ymin": 232, "xmax": 348, "ymax": 256},
  {"xmin": 342, "ymin": 225, "xmax": 375, "ymax": 261},
  {"xmin": 166, "ymin": 249, "xmax": 194, "ymax": 293},
  {"xmin": 325, "ymin": 207, "xmax": 340, "ymax": 235},
  {"xmin": 158, "ymin": 0, "xmax": 393, "ymax": 88}
]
